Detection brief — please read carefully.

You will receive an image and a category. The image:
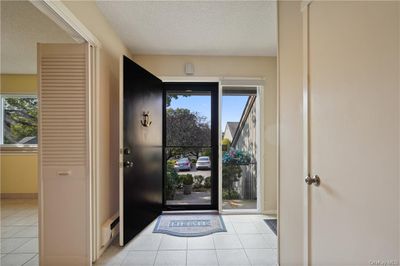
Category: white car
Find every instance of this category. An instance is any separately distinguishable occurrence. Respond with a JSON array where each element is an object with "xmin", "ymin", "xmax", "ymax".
[{"xmin": 196, "ymin": 156, "xmax": 211, "ymax": 170}]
